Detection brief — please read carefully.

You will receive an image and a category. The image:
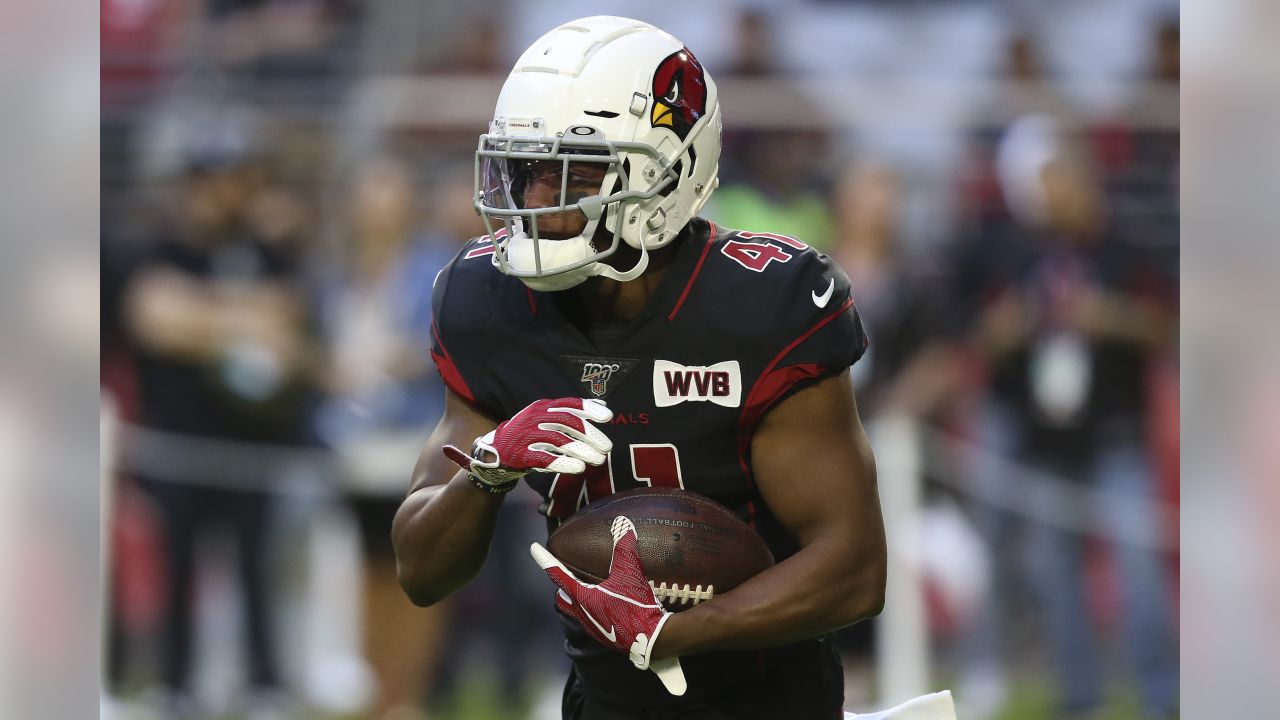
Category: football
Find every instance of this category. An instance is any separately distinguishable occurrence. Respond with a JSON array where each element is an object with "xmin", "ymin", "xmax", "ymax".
[{"xmin": 547, "ymin": 487, "xmax": 775, "ymax": 611}]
